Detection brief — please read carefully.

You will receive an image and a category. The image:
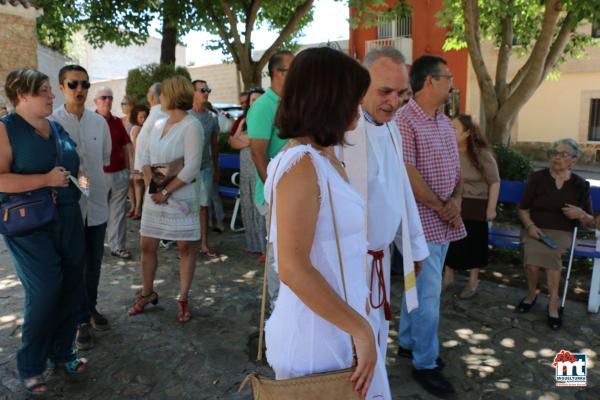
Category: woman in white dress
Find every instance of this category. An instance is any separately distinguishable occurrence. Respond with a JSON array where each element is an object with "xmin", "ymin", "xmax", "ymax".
[
  {"xmin": 129, "ymin": 76, "xmax": 203, "ymax": 323},
  {"xmin": 264, "ymin": 47, "xmax": 391, "ymax": 399}
]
